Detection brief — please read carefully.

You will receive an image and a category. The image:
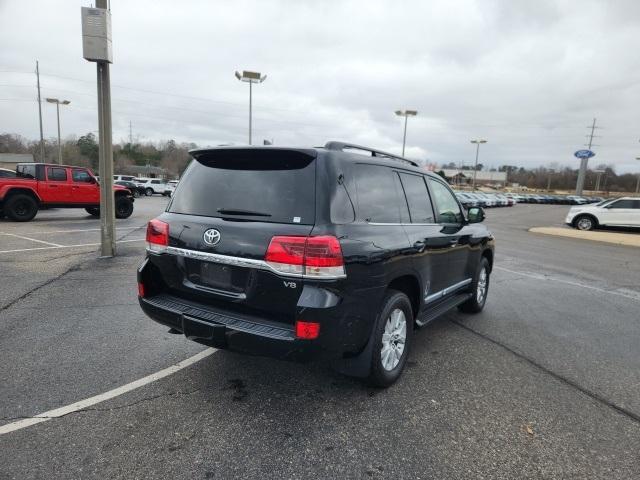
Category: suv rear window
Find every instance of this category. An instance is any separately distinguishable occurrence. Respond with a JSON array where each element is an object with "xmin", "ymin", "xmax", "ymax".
[{"xmin": 169, "ymin": 149, "xmax": 316, "ymax": 224}]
